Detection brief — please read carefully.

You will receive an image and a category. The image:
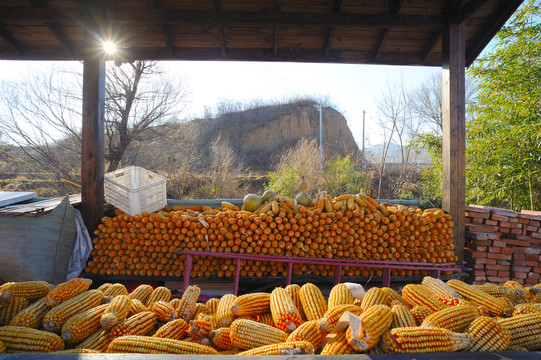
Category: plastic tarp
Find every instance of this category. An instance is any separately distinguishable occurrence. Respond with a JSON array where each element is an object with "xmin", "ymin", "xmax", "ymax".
[{"xmin": 0, "ymin": 194, "xmax": 92, "ymax": 284}]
